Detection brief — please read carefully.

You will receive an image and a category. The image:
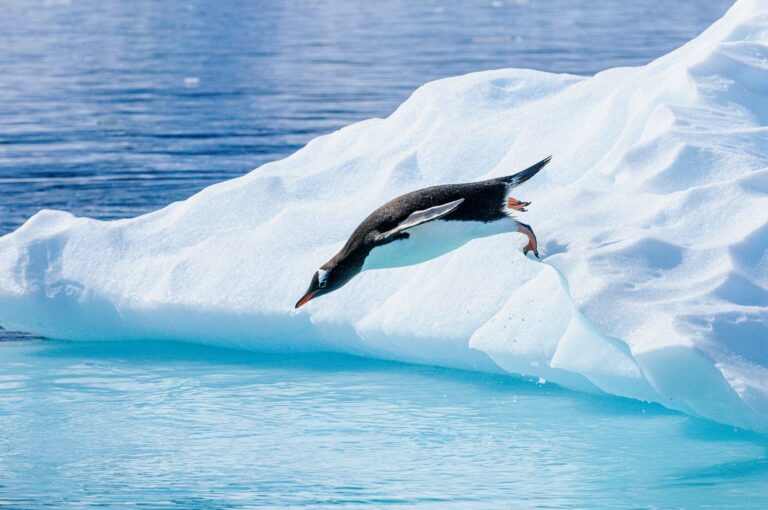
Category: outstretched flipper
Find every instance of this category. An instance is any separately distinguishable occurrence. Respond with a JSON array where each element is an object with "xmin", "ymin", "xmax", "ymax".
[
  {"xmin": 374, "ymin": 198, "xmax": 465, "ymax": 243},
  {"xmin": 517, "ymin": 222, "xmax": 539, "ymax": 258}
]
